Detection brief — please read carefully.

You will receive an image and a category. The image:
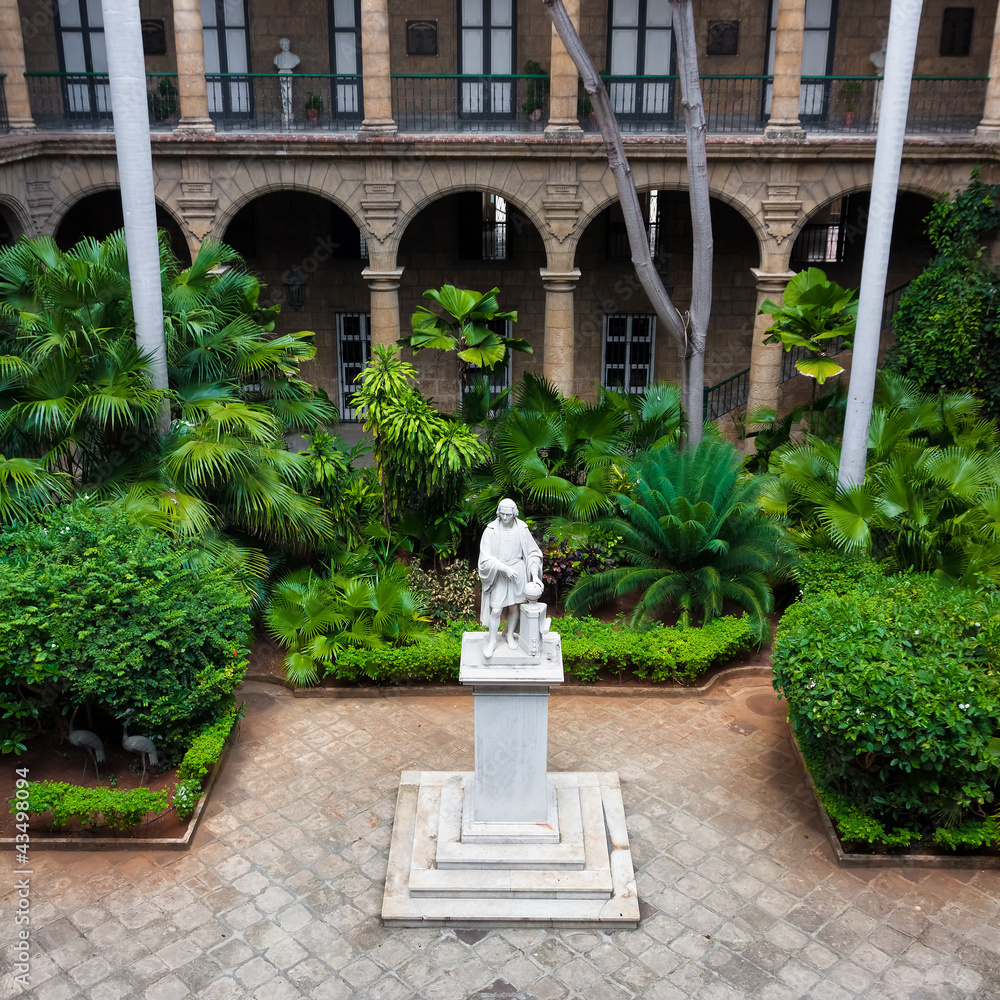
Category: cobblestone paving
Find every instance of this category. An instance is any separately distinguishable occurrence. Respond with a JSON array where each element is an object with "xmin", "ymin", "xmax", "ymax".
[{"xmin": 5, "ymin": 678, "xmax": 1000, "ymax": 1000}]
